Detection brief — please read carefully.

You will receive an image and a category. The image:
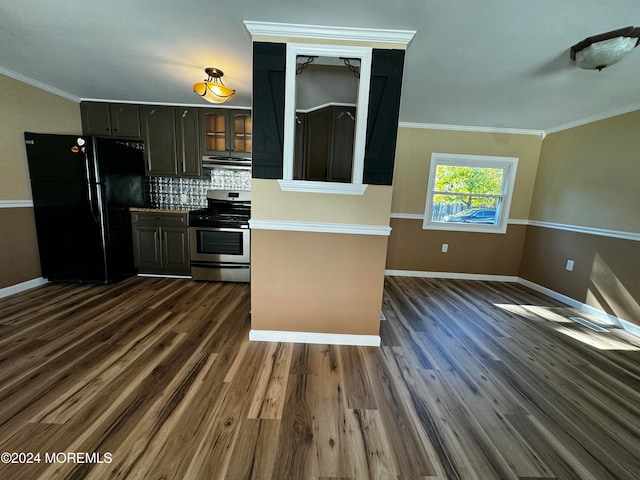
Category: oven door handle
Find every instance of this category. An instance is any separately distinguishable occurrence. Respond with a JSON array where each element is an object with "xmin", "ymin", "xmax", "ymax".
[{"xmin": 190, "ymin": 261, "xmax": 250, "ymax": 269}]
